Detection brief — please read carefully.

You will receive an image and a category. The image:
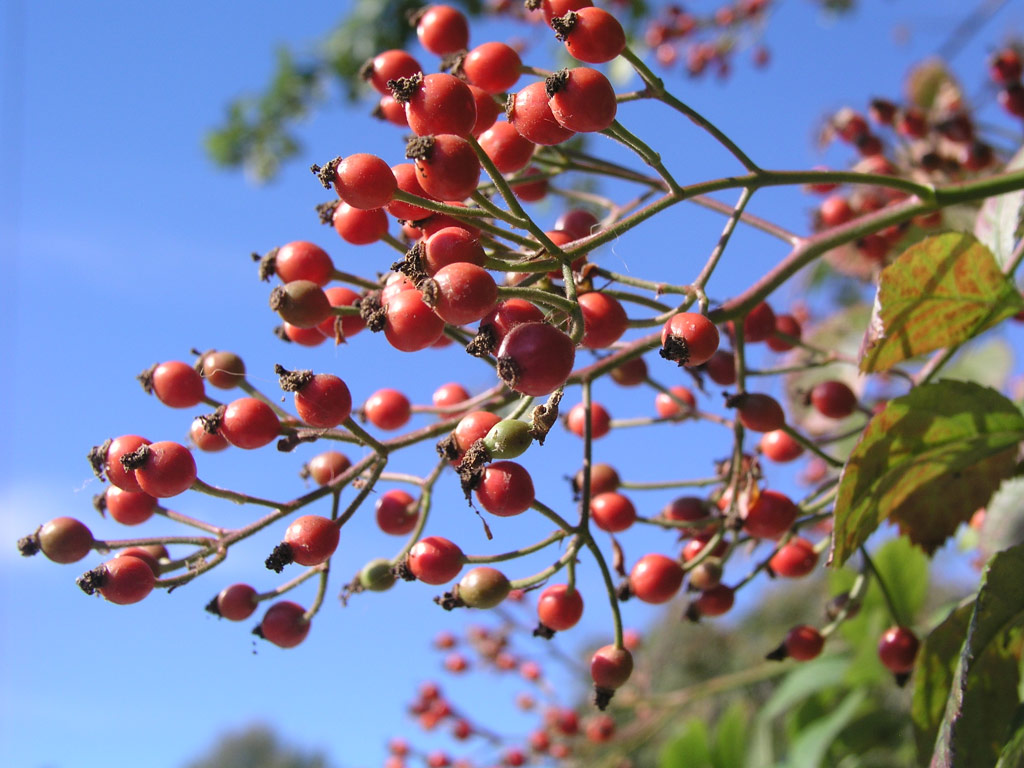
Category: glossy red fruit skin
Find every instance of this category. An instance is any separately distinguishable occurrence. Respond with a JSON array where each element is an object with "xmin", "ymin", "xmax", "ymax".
[
  {"xmin": 469, "ymin": 84, "xmax": 501, "ymax": 137},
  {"xmin": 259, "ymin": 601, "xmax": 310, "ymax": 648},
  {"xmin": 364, "ymin": 389, "xmax": 412, "ymax": 430},
  {"xmin": 134, "ymin": 441, "xmax": 197, "ymax": 498},
  {"xmin": 537, "ymin": 584, "xmax": 584, "ymax": 630},
  {"xmin": 385, "ymin": 289, "xmax": 447, "ymax": 351},
  {"xmin": 332, "ymin": 203, "xmax": 389, "ymax": 245},
  {"xmin": 432, "ymin": 382, "xmax": 470, "ymax": 410},
  {"xmin": 759, "ymin": 429, "xmax": 804, "ymax": 463},
  {"xmin": 610, "ymin": 356, "xmax": 647, "ymax": 386},
  {"xmin": 216, "ymin": 583, "xmax": 259, "ymax": 621},
  {"xmin": 105, "ymin": 486, "xmax": 157, "ymax": 525},
  {"xmin": 630, "ymin": 553, "xmax": 684, "ymax": 604},
  {"xmin": 694, "ymin": 584, "xmax": 735, "ymax": 616},
  {"xmin": 878, "ymin": 626, "xmax": 919, "ymax": 674},
  {"xmin": 476, "ymin": 461, "xmax": 535, "ymax": 516},
  {"xmin": 423, "ymin": 227, "xmax": 485, "ymax": 274},
  {"xmin": 98, "ymin": 555, "xmax": 156, "ymax": 605},
  {"xmin": 408, "ymin": 536, "xmax": 465, "ymax": 585},
  {"xmin": 655, "ymin": 386, "xmax": 696, "ymax": 419},
  {"xmin": 307, "ymin": 451, "xmax": 351, "ymax": 486},
  {"xmin": 115, "ymin": 547, "xmax": 162, "ymax": 576},
  {"xmin": 105, "ymin": 434, "xmax": 151, "ymax": 492},
  {"xmin": 221, "ymin": 397, "xmax": 281, "ymax": 449},
  {"xmin": 413, "ymin": 134, "xmax": 481, "ymax": 202},
  {"xmin": 590, "ymin": 491, "xmax": 636, "ymax": 532},
  {"xmin": 150, "ymin": 361, "xmax": 205, "ymax": 408},
  {"xmin": 548, "ymin": 67, "xmax": 617, "ymax": 132},
  {"xmin": 540, "ymin": 0, "xmax": 593, "ymax": 24},
  {"xmin": 810, "ymin": 380, "xmax": 858, "ymax": 419},
  {"xmin": 578, "ymin": 292, "xmax": 628, "ymax": 348},
  {"xmin": 731, "ymin": 301, "xmax": 775, "ymax": 343},
  {"xmin": 744, "ymin": 490, "xmax": 799, "ymax": 539},
  {"xmin": 333, "ymin": 153, "xmax": 396, "ymax": 210},
  {"xmin": 293, "ymin": 374, "xmax": 352, "ymax": 428},
  {"xmin": 405, "ymin": 73, "xmax": 477, "ymax": 138},
  {"xmin": 704, "ymin": 349, "xmax": 737, "ymax": 386},
  {"xmin": 319, "ymin": 286, "xmax": 366, "ymax": 339},
  {"xmin": 767, "ymin": 313, "xmax": 802, "ymax": 352},
  {"xmin": 454, "ymin": 410, "xmax": 502, "ymax": 454},
  {"xmin": 661, "ymin": 313, "xmax": 720, "ymax": 367},
  {"xmin": 769, "ymin": 537, "xmax": 819, "ymax": 578},
  {"xmin": 464, "ymin": 41, "xmax": 522, "ymax": 93},
  {"xmin": 376, "ymin": 488, "xmax": 419, "ymax": 534},
  {"xmin": 508, "ymin": 81, "xmax": 576, "ymax": 146},
  {"xmin": 567, "ymin": 402, "xmax": 611, "ymax": 439},
  {"xmin": 416, "ymin": 4, "xmax": 469, "ymax": 55},
  {"xmin": 661, "ymin": 496, "xmax": 706, "ymax": 536},
  {"xmin": 510, "ymin": 165, "xmax": 548, "ymax": 202},
  {"xmin": 479, "ymin": 121, "xmax": 536, "ymax": 175},
  {"xmin": 431, "ymin": 262, "xmax": 498, "ymax": 325},
  {"xmin": 496, "ymin": 322, "xmax": 576, "ymax": 396},
  {"xmin": 682, "ymin": 535, "xmax": 727, "ymax": 562},
  {"xmin": 736, "ymin": 393, "xmax": 786, "ymax": 433},
  {"xmin": 785, "ymin": 625, "xmax": 825, "ymax": 661},
  {"xmin": 590, "ymin": 645, "xmax": 633, "ymax": 689},
  {"xmin": 284, "ymin": 515, "xmax": 340, "ymax": 566},
  {"xmin": 560, "ymin": 7, "xmax": 626, "ymax": 64},
  {"xmin": 386, "ymin": 162, "xmax": 436, "ymax": 221},
  {"xmin": 480, "ymin": 299, "xmax": 544, "ymax": 345},
  {"xmin": 38, "ymin": 517, "xmax": 93, "ymax": 563},
  {"xmin": 283, "ymin": 322, "xmax": 326, "ymax": 347},
  {"xmin": 364, "ymin": 49, "xmax": 421, "ymax": 95},
  {"xmin": 273, "ymin": 241, "xmax": 334, "ymax": 286}
]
